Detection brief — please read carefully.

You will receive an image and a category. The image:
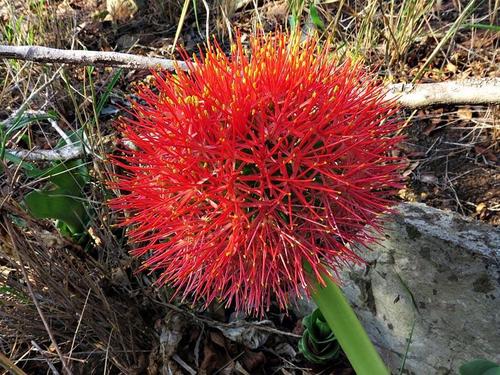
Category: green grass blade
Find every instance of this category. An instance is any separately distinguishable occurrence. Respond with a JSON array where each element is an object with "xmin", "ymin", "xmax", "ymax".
[
  {"xmin": 95, "ymin": 68, "xmax": 123, "ymax": 117},
  {"xmin": 461, "ymin": 23, "xmax": 500, "ymax": 31},
  {"xmin": 413, "ymin": 0, "xmax": 476, "ymax": 82},
  {"xmin": 398, "ymin": 318, "xmax": 416, "ymax": 375},
  {"xmin": 308, "ymin": 268, "xmax": 389, "ymax": 375}
]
